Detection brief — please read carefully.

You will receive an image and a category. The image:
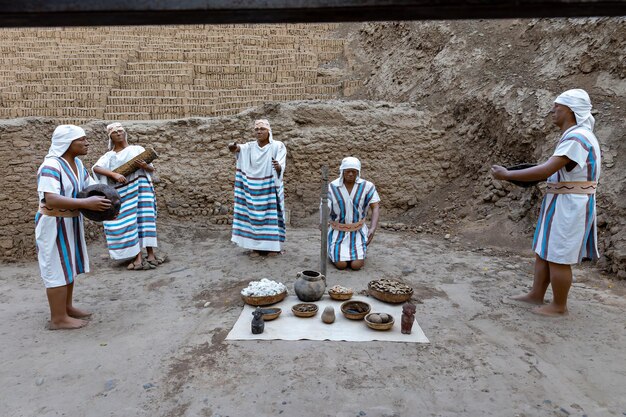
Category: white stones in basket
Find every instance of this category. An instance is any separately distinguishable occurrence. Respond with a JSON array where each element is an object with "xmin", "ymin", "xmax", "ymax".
[{"xmin": 240, "ymin": 278, "xmax": 287, "ymax": 297}]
